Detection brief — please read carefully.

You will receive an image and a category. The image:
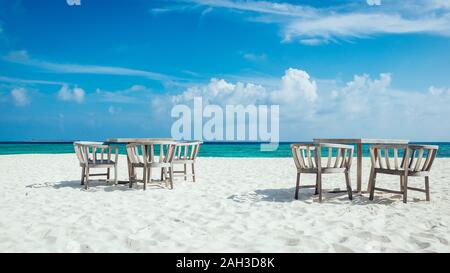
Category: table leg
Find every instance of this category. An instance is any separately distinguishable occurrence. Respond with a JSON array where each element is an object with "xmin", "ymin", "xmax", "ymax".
[{"xmin": 357, "ymin": 143, "xmax": 362, "ymax": 193}]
